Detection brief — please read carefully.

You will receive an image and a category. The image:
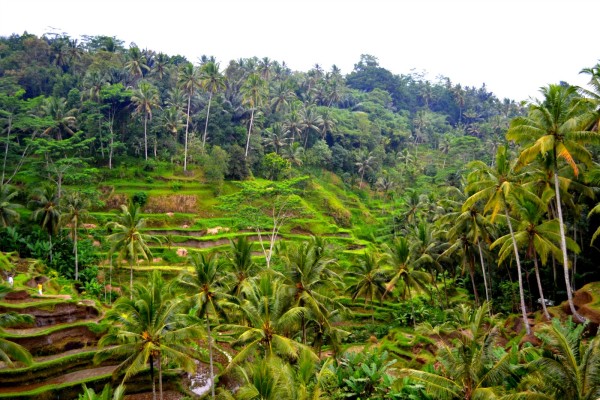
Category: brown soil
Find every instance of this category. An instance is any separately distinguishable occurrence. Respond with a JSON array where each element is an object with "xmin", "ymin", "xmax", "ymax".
[
  {"xmin": 0, "ymin": 302, "xmax": 99, "ymax": 327},
  {"xmin": 10, "ymin": 325, "xmax": 104, "ymax": 356}
]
